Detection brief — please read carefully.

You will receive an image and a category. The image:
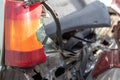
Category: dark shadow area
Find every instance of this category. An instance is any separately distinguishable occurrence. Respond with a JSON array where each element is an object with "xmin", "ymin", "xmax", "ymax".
[{"xmin": 55, "ymin": 67, "xmax": 65, "ymax": 77}]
